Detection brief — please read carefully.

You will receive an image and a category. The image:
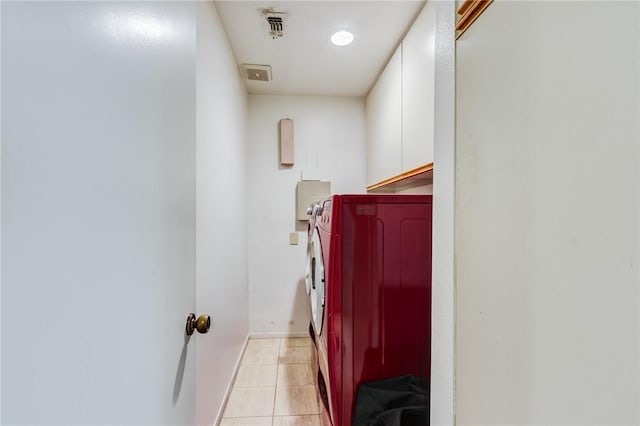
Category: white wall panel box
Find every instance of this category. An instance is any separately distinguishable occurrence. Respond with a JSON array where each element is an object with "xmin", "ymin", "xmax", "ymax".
[
  {"xmin": 296, "ymin": 181, "xmax": 331, "ymax": 220},
  {"xmin": 279, "ymin": 118, "xmax": 294, "ymax": 166}
]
